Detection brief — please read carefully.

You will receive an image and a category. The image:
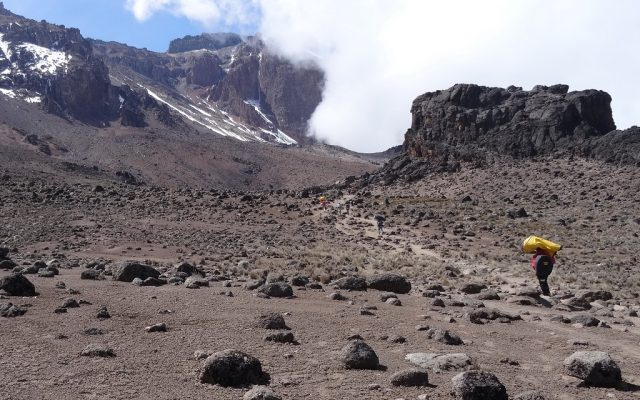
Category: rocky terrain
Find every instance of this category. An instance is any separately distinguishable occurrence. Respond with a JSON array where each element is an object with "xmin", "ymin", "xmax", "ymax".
[{"xmin": 2, "ymin": 79, "xmax": 640, "ymax": 399}]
